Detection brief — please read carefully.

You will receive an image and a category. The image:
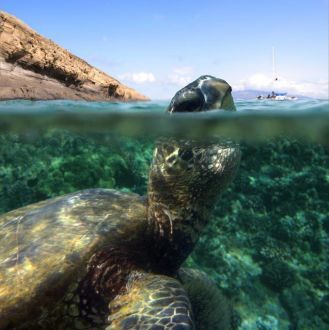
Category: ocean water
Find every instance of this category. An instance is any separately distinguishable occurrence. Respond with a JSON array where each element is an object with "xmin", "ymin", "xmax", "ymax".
[
  {"xmin": 0, "ymin": 99, "xmax": 328, "ymax": 143},
  {"xmin": 0, "ymin": 99, "xmax": 328, "ymax": 329}
]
